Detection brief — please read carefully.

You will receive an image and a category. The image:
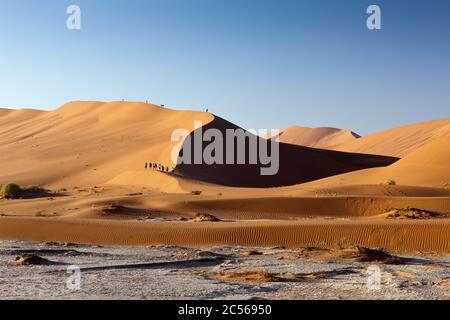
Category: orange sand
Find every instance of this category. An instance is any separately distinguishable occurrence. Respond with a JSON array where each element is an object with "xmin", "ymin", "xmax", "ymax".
[{"xmin": 0, "ymin": 102, "xmax": 449, "ymax": 252}]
